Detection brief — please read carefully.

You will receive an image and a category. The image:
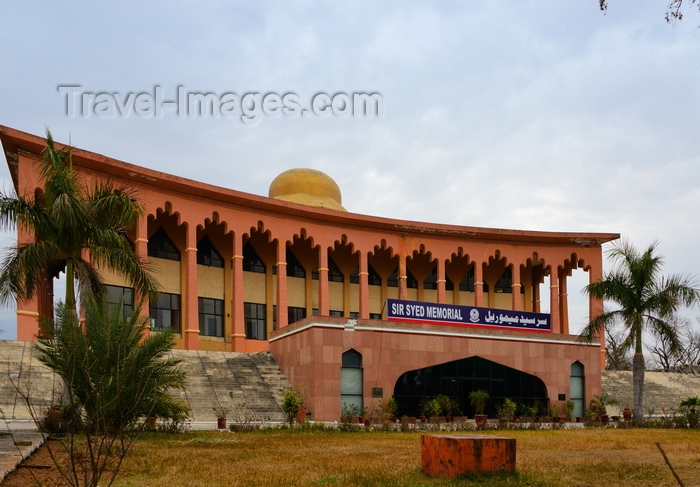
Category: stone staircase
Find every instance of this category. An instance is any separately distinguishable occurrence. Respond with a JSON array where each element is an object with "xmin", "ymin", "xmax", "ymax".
[
  {"xmin": 0, "ymin": 341, "xmax": 62, "ymax": 420},
  {"xmin": 602, "ymin": 370, "xmax": 700, "ymax": 416},
  {"xmin": 0, "ymin": 341, "xmax": 290, "ymax": 423},
  {"xmin": 169, "ymin": 350, "xmax": 289, "ymax": 422},
  {"xmin": 6, "ymin": 337, "xmax": 697, "ymax": 423}
]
